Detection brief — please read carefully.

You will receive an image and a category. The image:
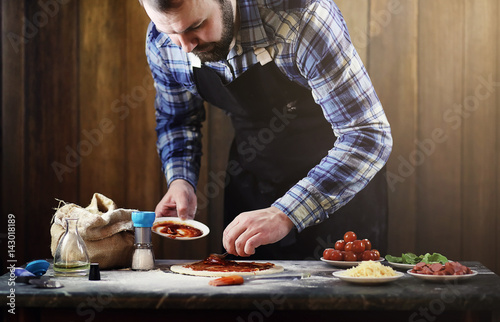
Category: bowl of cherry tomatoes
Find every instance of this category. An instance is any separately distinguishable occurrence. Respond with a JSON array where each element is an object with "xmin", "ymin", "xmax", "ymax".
[{"xmin": 321, "ymin": 231, "xmax": 383, "ymax": 267}]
